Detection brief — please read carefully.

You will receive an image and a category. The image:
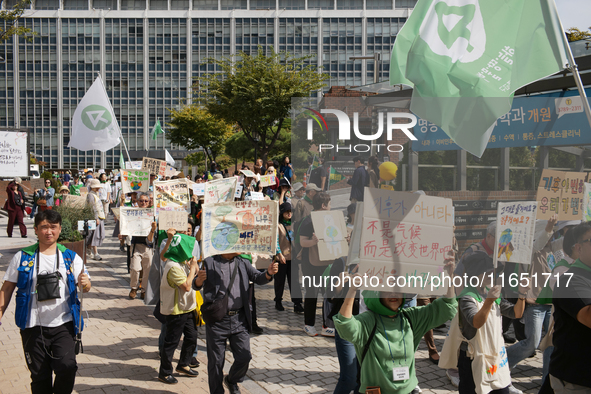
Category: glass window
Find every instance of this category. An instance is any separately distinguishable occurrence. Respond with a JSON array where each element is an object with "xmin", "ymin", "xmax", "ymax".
[
  {"xmin": 35, "ymin": 0, "xmax": 59, "ymax": 10},
  {"xmin": 64, "ymin": 0, "xmax": 88, "ymax": 9},
  {"xmin": 170, "ymin": 0, "xmax": 188, "ymax": 9},
  {"xmin": 220, "ymin": 0, "xmax": 246, "ymax": 9},
  {"xmin": 308, "ymin": 0, "xmax": 332, "ymax": 9},
  {"xmin": 93, "ymin": 0, "xmax": 117, "ymax": 9},
  {"xmin": 336, "ymin": 0, "xmax": 361, "ymax": 9},
  {"xmin": 366, "ymin": 0, "xmax": 391, "ymax": 9},
  {"xmin": 395, "ymin": 0, "xmax": 416, "ymax": 8},
  {"xmin": 120, "ymin": 0, "xmax": 145, "ymax": 9},
  {"xmin": 250, "ymin": 0, "xmax": 275, "ymax": 9},
  {"xmin": 278, "ymin": 0, "xmax": 303, "ymax": 9},
  {"xmin": 149, "ymin": 0, "xmax": 167, "ymax": 9},
  {"xmin": 194, "ymin": 0, "xmax": 217, "ymax": 9}
]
